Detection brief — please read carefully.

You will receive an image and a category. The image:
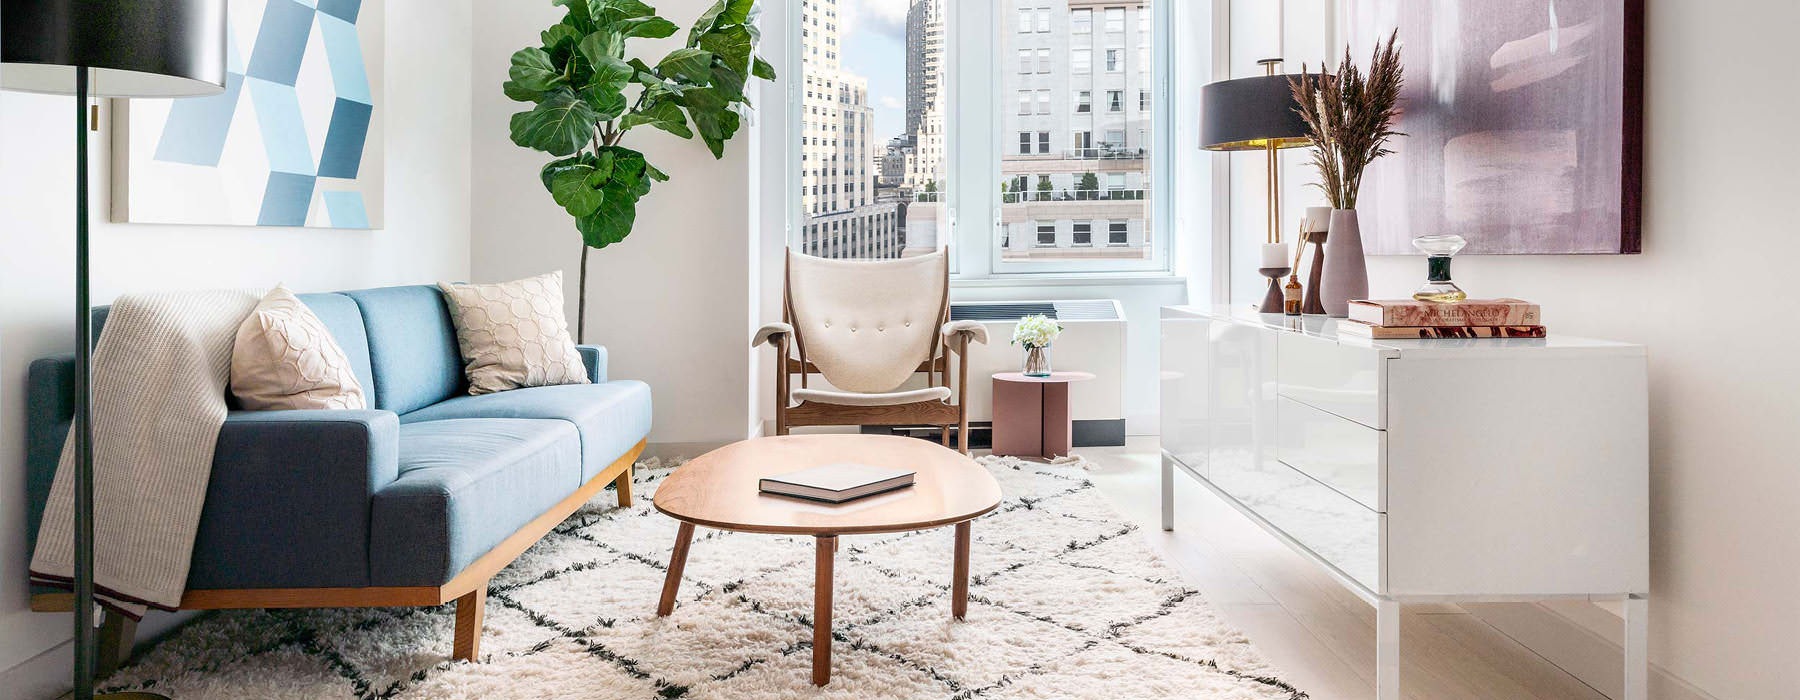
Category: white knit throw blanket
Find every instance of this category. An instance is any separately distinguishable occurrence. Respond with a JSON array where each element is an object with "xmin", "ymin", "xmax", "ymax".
[{"xmin": 31, "ymin": 289, "xmax": 262, "ymax": 617}]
